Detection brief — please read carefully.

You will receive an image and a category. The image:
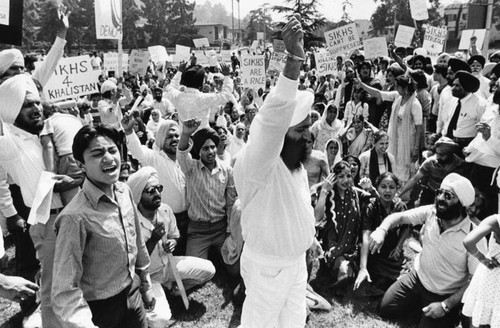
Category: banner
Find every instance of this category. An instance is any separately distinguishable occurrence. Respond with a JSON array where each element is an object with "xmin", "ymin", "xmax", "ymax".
[
  {"xmin": 0, "ymin": 0, "xmax": 9, "ymax": 25},
  {"xmin": 315, "ymin": 50, "xmax": 337, "ymax": 76},
  {"xmin": 459, "ymin": 29, "xmax": 486, "ymax": 50},
  {"xmin": 394, "ymin": 25, "xmax": 415, "ymax": 48},
  {"xmin": 273, "ymin": 39, "xmax": 286, "ymax": 53},
  {"xmin": 148, "ymin": 45, "xmax": 171, "ymax": 63},
  {"xmin": 267, "ymin": 52, "xmax": 287, "ymax": 76},
  {"xmin": 363, "ymin": 37, "xmax": 388, "ymax": 59},
  {"xmin": 220, "ymin": 50, "xmax": 233, "ymax": 63},
  {"xmin": 409, "ymin": 0, "xmax": 428, "ymax": 21},
  {"xmin": 324, "ymin": 23, "xmax": 362, "ymax": 57},
  {"xmin": 241, "ymin": 55, "xmax": 266, "ymax": 89},
  {"xmin": 0, "ymin": 0, "xmax": 22, "ymax": 46},
  {"xmin": 193, "ymin": 38, "xmax": 210, "ymax": 48},
  {"xmin": 103, "ymin": 52, "xmax": 129, "ymax": 72},
  {"xmin": 129, "ymin": 50, "xmax": 150, "ymax": 75},
  {"xmin": 193, "ymin": 50, "xmax": 209, "ymax": 65},
  {"xmin": 43, "ymin": 55, "xmax": 101, "ymax": 101},
  {"xmin": 423, "ymin": 26, "xmax": 447, "ymax": 59},
  {"xmin": 95, "ymin": 0, "xmax": 122, "ymax": 40},
  {"xmin": 175, "ymin": 44, "xmax": 191, "ymax": 61}
]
